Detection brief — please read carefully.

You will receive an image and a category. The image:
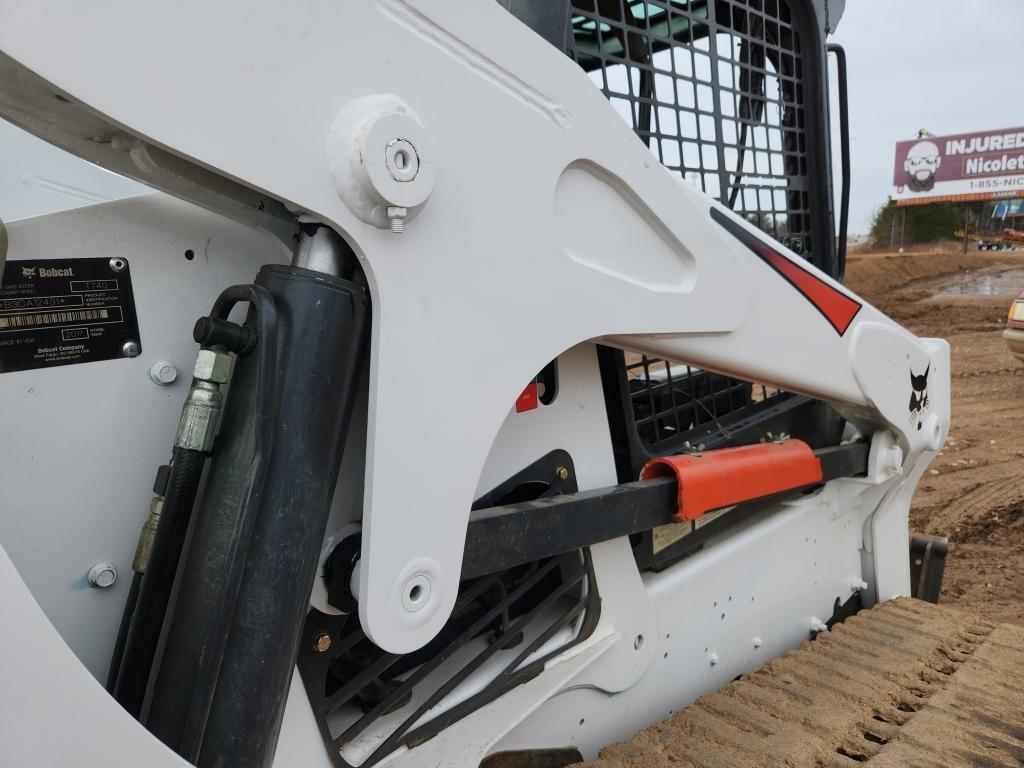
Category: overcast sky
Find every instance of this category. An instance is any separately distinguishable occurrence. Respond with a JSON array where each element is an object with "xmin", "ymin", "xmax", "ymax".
[
  {"xmin": 829, "ymin": 0, "xmax": 1024, "ymax": 233},
  {"xmin": 1, "ymin": 1, "xmax": 1020, "ymax": 236}
]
